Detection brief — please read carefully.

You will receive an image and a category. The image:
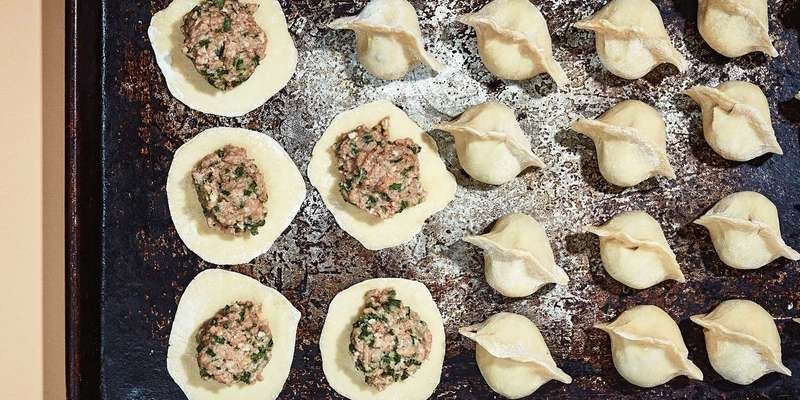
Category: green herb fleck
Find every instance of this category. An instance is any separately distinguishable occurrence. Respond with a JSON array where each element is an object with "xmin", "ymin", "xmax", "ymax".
[
  {"xmin": 389, "ymin": 183, "xmax": 402, "ymax": 191},
  {"xmin": 223, "ymin": 16, "xmax": 232, "ymax": 32},
  {"xmin": 199, "ymin": 39, "xmax": 210, "ymax": 48}
]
